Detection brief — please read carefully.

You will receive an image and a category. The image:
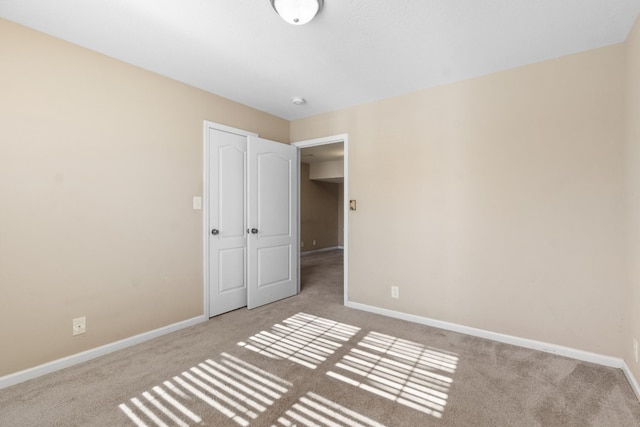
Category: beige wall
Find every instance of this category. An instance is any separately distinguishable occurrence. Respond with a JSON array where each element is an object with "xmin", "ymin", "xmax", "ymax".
[
  {"xmin": 310, "ymin": 160, "xmax": 344, "ymax": 181},
  {"xmin": 0, "ymin": 19, "xmax": 288, "ymax": 376},
  {"xmin": 625, "ymin": 15, "xmax": 640, "ymax": 381},
  {"xmin": 292, "ymin": 44, "xmax": 627, "ymax": 357},
  {"xmin": 300, "ymin": 163, "xmax": 340, "ymax": 252}
]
